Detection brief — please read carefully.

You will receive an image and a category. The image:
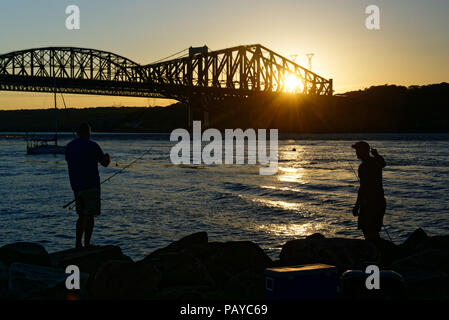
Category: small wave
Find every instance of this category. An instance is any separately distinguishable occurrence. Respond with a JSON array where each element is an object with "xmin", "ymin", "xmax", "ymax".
[
  {"xmin": 222, "ymin": 181, "xmax": 253, "ymax": 192},
  {"xmin": 178, "ymin": 164, "xmax": 208, "ymax": 170}
]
